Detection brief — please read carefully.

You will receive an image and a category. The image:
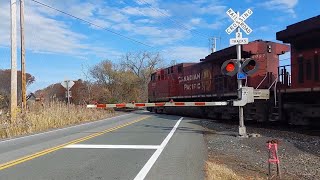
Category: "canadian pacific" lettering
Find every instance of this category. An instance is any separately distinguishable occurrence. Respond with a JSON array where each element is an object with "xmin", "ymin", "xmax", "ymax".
[{"xmin": 178, "ymin": 73, "xmax": 200, "ymax": 83}]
